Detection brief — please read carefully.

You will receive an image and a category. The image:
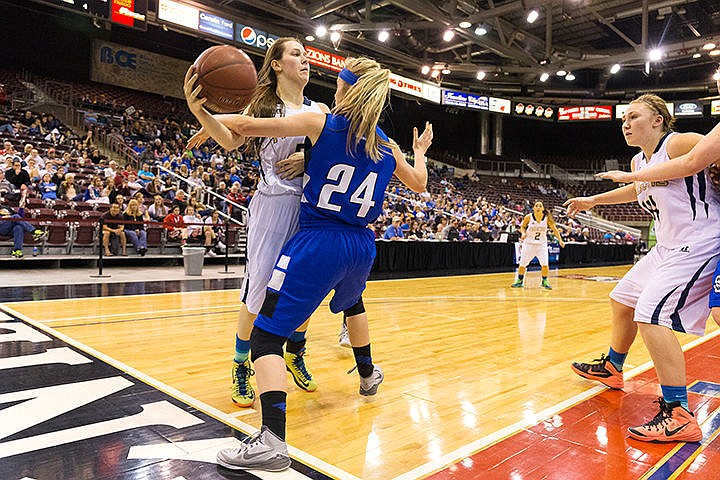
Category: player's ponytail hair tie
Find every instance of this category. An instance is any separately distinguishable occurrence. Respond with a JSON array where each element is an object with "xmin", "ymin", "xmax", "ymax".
[{"xmin": 338, "ymin": 68, "xmax": 359, "ymax": 86}]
